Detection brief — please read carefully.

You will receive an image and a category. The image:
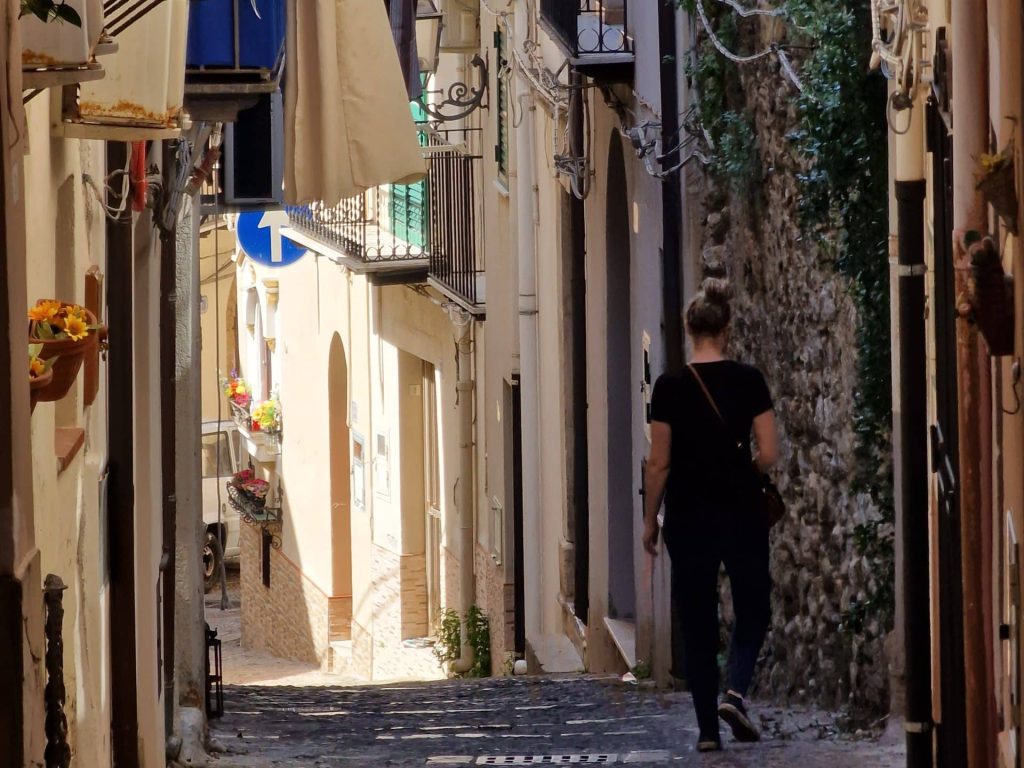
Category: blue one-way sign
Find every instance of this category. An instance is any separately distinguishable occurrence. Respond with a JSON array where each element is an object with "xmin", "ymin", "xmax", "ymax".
[{"xmin": 237, "ymin": 210, "xmax": 307, "ymax": 267}]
